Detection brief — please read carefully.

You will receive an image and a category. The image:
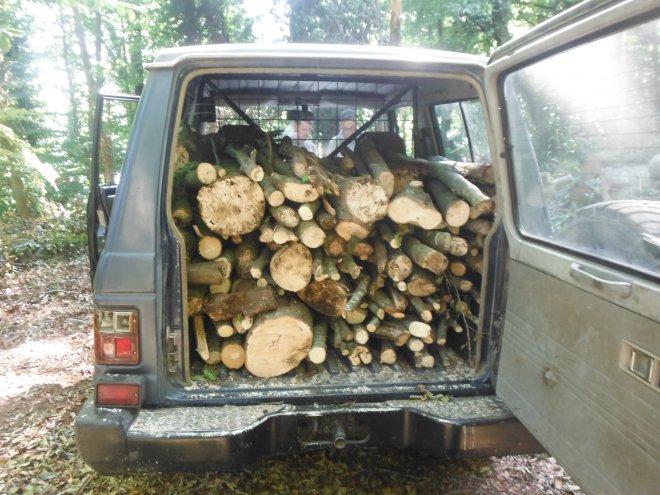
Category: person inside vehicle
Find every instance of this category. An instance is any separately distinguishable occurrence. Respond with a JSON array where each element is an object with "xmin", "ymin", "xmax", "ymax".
[
  {"xmin": 324, "ymin": 108, "xmax": 358, "ymax": 156},
  {"xmin": 284, "ymin": 107, "xmax": 316, "ymax": 153}
]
